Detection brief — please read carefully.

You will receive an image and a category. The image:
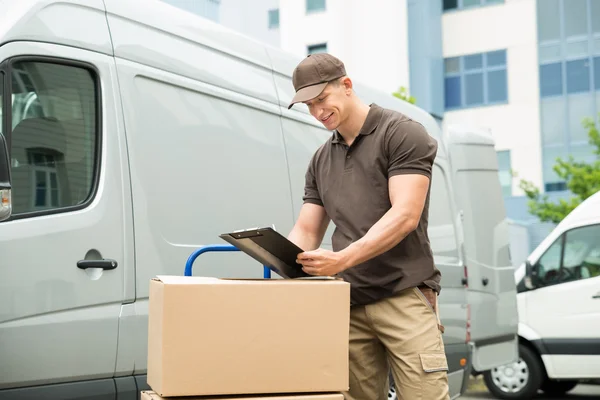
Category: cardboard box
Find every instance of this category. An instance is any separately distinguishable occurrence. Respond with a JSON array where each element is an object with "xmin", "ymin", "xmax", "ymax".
[
  {"xmin": 141, "ymin": 391, "xmax": 345, "ymax": 400},
  {"xmin": 148, "ymin": 276, "xmax": 350, "ymax": 397}
]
